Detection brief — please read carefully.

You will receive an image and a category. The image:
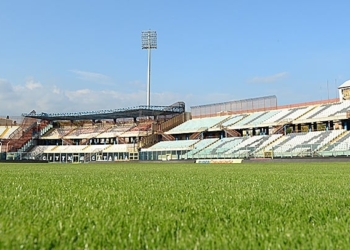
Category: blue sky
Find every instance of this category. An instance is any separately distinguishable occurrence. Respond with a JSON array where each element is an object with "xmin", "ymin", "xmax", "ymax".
[{"xmin": 0, "ymin": 0, "xmax": 349, "ymax": 115}]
